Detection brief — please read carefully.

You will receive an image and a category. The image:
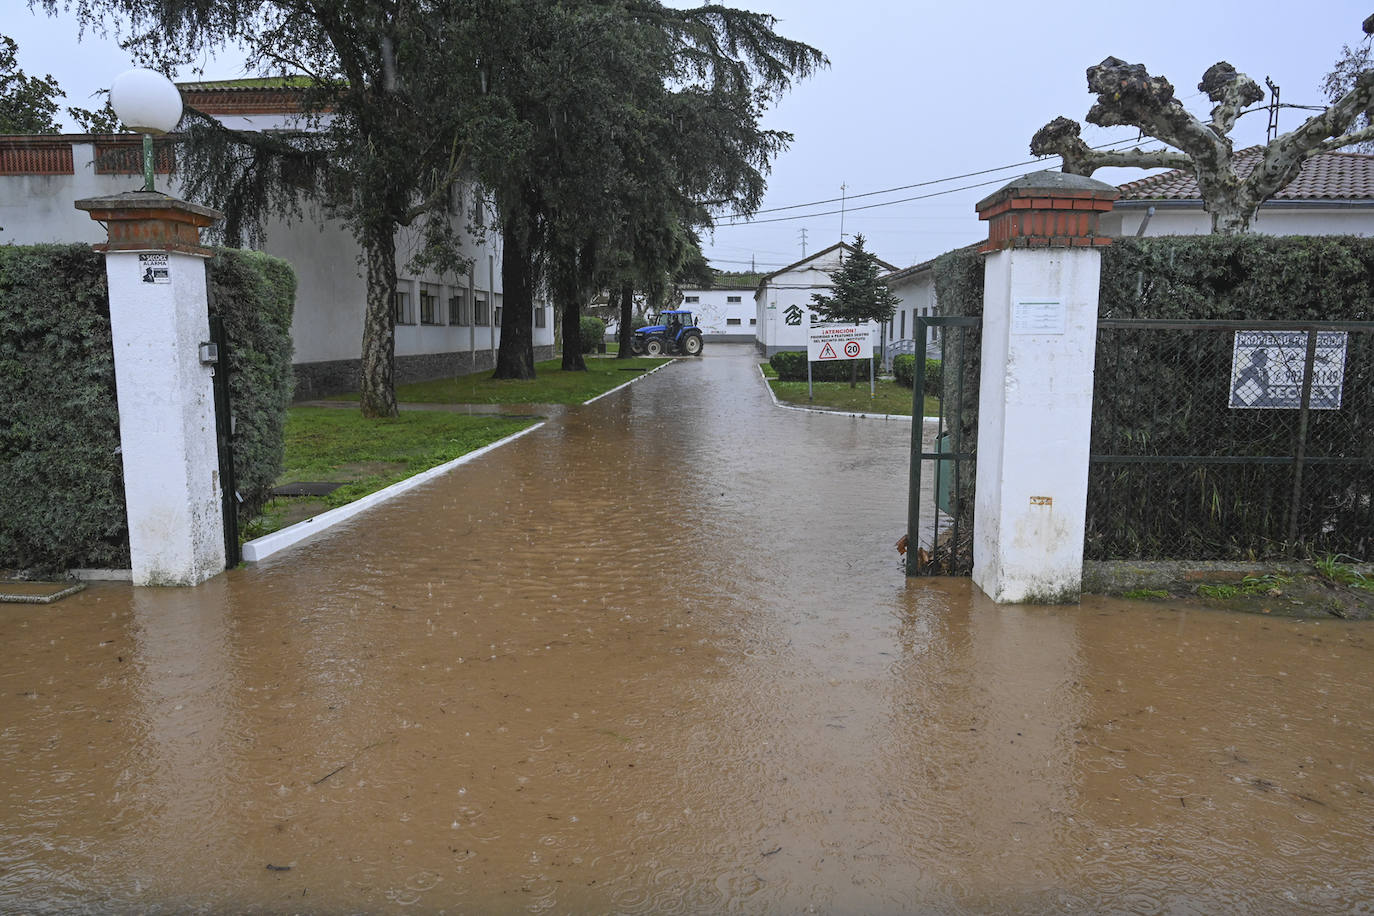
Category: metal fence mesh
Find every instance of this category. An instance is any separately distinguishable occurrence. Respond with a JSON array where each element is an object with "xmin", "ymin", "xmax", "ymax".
[{"xmin": 1088, "ymin": 321, "xmax": 1374, "ymax": 561}]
